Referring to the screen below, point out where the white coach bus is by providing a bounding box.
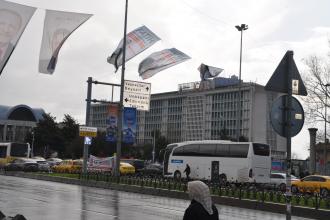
[163,140,271,183]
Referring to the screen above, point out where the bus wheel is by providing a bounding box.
[279,183,286,192]
[174,171,181,181]
[219,174,227,185]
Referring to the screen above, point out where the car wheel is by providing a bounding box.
[320,188,329,197]
[174,171,181,181]
[291,185,298,194]
[279,183,286,192]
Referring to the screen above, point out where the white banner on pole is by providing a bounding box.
[39,10,92,74]
[198,63,223,81]
[138,48,191,80]
[107,25,160,72]
[0,0,36,75]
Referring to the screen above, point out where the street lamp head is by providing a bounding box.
[235,24,248,31]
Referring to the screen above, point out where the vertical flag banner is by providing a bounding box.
[0,0,36,75]
[198,63,223,81]
[39,10,92,74]
[138,48,191,80]
[123,107,137,145]
[106,104,118,143]
[107,25,160,72]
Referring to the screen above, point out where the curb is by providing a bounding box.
[2,172,329,220]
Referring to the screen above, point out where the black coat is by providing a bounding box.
[183,200,219,220]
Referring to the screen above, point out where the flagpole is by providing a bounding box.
[115,0,128,177]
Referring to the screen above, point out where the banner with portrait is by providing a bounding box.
[122,107,137,145]
[0,0,36,75]
[107,25,160,72]
[105,104,119,143]
[138,48,191,80]
[39,10,92,74]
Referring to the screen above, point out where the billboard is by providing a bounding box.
[105,104,118,143]
[122,107,137,145]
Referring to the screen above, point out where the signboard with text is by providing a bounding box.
[79,126,97,137]
[123,80,151,111]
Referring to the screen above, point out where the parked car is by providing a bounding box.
[4,158,38,172]
[46,158,62,167]
[121,159,145,172]
[32,157,51,172]
[141,163,163,177]
[52,159,82,173]
[270,172,299,191]
[119,162,135,175]
[291,175,330,197]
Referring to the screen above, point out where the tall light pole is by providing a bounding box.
[115,0,129,177]
[235,24,248,141]
[31,130,35,158]
[324,83,330,174]
[152,130,156,163]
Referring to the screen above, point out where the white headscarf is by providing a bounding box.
[187,180,213,215]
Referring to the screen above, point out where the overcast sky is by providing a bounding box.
[1,0,330,159]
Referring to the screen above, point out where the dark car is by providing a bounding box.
[121,159,145,173]
[4,158,38,172]
[141,163,163,177]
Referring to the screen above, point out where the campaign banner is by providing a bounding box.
[105,104,119,143]
[88,155,114,172]
[39,10,92,74]
[107,25,160,72]
[122,107,137,144]
[0,0,36,75]
[198,63,223,81]
[138,48,191,80]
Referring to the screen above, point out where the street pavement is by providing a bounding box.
[0,175,312,220]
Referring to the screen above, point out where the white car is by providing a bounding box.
[270,172,299,191]
[32,156,51,172]
[46,158,63,167]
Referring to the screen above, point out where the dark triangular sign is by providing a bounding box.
[265,50,307,96]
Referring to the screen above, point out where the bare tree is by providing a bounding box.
[302,41,330,141]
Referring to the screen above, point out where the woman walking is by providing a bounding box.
[183,180,219,220]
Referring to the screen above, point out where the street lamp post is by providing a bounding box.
[324,83,330,174]
[152,131,156,163]
[235,24,248,141]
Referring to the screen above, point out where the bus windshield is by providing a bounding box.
[253,143,270,156]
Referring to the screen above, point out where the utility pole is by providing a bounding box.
[83,77,93,174]
[115,0,129,177]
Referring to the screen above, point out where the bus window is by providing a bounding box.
[253,143,270,156]
[10,143,29,157]
[183,144,200,156]
[199,144,216,156]
[229,144,249,158]
[0,146,7,158]
[215,144,229,157]
[173,146,185,156]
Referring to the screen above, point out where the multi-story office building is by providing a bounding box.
[0,104,45,142]
[89,76,286,158]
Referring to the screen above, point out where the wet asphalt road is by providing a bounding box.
[0,175,312,220]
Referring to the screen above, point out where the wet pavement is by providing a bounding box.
[0,175,311,220]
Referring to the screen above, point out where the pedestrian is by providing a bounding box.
[183,180,219,220]
[184,164,191,180]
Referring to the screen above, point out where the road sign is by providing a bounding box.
[79,126,97,137]
[265,51,307,96]
[123,80,151,111]
[270,95,305,137]
[84,136,92,145]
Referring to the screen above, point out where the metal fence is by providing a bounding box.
[79,172,330,210]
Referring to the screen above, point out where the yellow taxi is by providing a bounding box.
[120,162,135,175]
[291,175,330,196]
[52,159,82,174]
